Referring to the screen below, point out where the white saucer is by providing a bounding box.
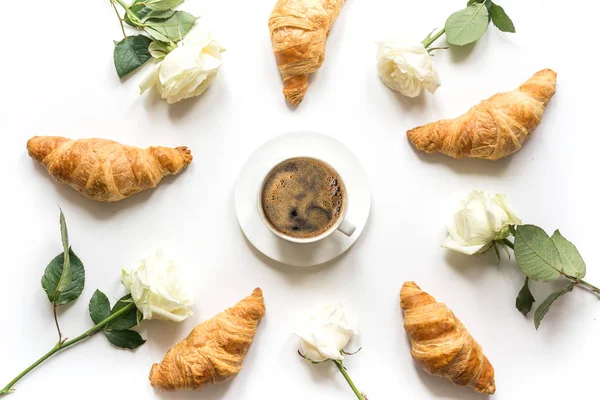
[235,131,371,267]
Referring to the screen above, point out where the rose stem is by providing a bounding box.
[422,28,446,49]
[572,279,600,295]
[503,238,515,249]
[0,302,136,396]
[332,360,366,400]
[110,0,135,39]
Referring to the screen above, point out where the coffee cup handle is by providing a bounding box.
[337,218,356,237]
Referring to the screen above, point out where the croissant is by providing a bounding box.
[407,69,557,160]
[27,136,192,202]
[400,282,496,395]
[150,288,266,391]
[269,0,344,105]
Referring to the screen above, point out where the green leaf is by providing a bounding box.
[124,0,150,27]
[89,290,111,325]
[145,0,184,11]
[104,330,146,349]
[144,28,169,43]
[56,210,72,292]
[107,295,140,330]
[550,230,586,279]
[125,0,183,24]
[445,3,490,46]
[113,35,152,78]
[534,283,575,329]
[515,277,535,316]
[142,9,177,22]
[144,11,198,43]
[467,0,492,11]
[490,3,516,33]
[41,249,85,306]
[514,225,562,282]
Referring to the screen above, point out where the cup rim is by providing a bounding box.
[257,156,349,244]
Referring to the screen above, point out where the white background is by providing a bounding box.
[0,0,598,399]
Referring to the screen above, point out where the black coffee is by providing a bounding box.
[260,157,345,239]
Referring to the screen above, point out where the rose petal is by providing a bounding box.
[442,235,487,255]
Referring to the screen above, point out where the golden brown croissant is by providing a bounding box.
[407,69,557,160]
[27,136,192,202]
[400,282,496,395]
[269,0,344,105]
[149,288,266,391]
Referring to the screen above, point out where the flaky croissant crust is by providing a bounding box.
[27,136,192,202]
[149,288,266,391]
[269,0,344,105]
[407,69,557,160]
[400,282,496,394]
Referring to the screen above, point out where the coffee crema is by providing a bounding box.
[260,157,346,239]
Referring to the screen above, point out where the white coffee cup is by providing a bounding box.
[257,157,356,244]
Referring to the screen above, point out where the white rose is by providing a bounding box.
[294,304,358,362]
[443,190,522,255]
[140,27,223,104]
[121,250,194,322]
[376,41,441,98]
